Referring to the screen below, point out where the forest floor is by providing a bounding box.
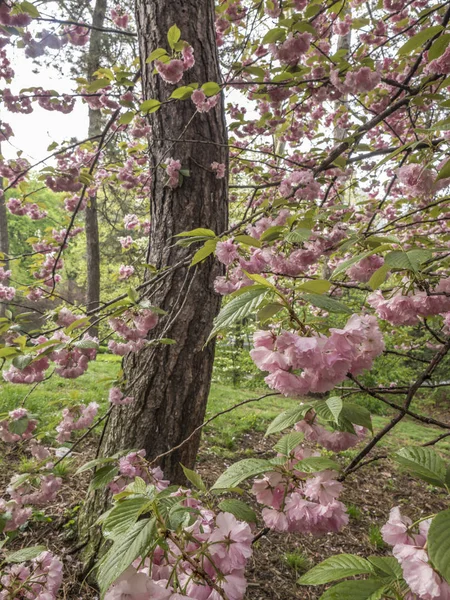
[0,357,449,599]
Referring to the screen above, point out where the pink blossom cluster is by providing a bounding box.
[397,164,435,197]
[216,239,239,266]
[0,498,31,532]
[109,387,134,406]
[191,89,219,113]
[24,30,67,58]
[0,551,63,600]
[426,45,450,75]
[124,213,140,230]
[8,473,62,507]
[279,170,321,201]
[270,33,311,66]
[0,266,11,281]
[211,161,226,179]
[166,158,182,188]
[119,264,135,279]
[111,5,129,29]
[381,507,450,599]
[0,2,32,27]
[155,45,195,84]
[56,307,79,327]
[250,314,385,396]
[295,410,367,452]
[64,25,90,46]
[55,402,99,442]
[368,280,450,326]
[3,355,49,384]
[6,197,47,219]
[0,408,37,443]
[331,67,381,95]
[347,254,385,283]
[119,235,134,249]
[50,333,98,378]
[252,455,348,535]
[0,282,15,300]
[108,450,169,494]
[108,308,158,356]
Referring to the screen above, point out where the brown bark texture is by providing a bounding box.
[79,0,228,564]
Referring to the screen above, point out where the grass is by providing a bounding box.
[1,356,449,461]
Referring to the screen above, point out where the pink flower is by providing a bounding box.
[109,387,134,406]
[381,507,415,546]
[261,507,289,531]
[209,512,253,571]
[119,264,135,279]
[105,566,172,600]
[393,545,450,600]
[211,162,226,178]
[156,59,185,84]
[192,89,219,112]
[166,158,181,188]
[216,239,238,266]
[303,470,343,504]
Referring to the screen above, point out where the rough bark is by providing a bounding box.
[79,0,228,565]
[84,0,106,332]
[0,165,9,318]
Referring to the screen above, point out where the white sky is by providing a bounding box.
[3,47,89,164]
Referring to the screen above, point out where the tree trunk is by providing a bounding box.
[79,0,228,565]
[0,165,9,318]
[84,0,106,333]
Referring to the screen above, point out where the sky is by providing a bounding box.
[3,47,89,164]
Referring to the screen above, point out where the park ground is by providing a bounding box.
[0,356,448,599]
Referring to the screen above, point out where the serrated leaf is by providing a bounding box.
[398,25,443,55]
[436,157,450,182]
[170,86,195,100]
[201,82,220,97]
[12,355,33,370]
[284,228,312,245]
[262,27,286,44]
[303,293,352,314]
[260,225,285,242]
[103,497,151,540]
[265,404,312,436]
[140,99,161,114]
[367,556,402,580]
[429,33,450,61]
[394,447,447,487]
[273,431,304,456]
[341,403,373,433]
[428,509,450,584]
[218,499,257,523]
[384,249,431,272]
[257,302,284,322]
[181,464,207,492]
[191,240,217,266]
[176,228,216,238]
[97,518,156,594]
[74,339,99,350]
[5,545,46,563]
[319,579,387,600]
[295,456,342,473]
[299,554,374,585]
[297,279,331,294]
[211,459,273,490]
[146,48,168,63]
[9,416,29,435]
[167,24,181,49]
[368,264,390,290]
[326,396,343,425]
[210,286,267,337]
[234,234,261,248]
[90,465,118,491]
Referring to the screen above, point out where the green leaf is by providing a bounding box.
[191,240,217,266]
[5,545,47,563]
[295,456,342,473]
[428,509,450,584]
[297,279,331,294]
[262,27,286,44]
[398,25,443,55]
[368,264,390,290]
[9,417,29,435]
[181,465,207,492]
[18,1,40,17]
[299,554,374,585]
[326,396,343,425]
[218,499,257,523]
[332,250,381,277]
[176,228,216,238]
[210,286,268,337]
[86,78,110,93]
[429,33,450,61]
[273,431,304,456]
[74,339,99,350]
[394,447,447,487]
[367,556,402,580]
[436,157,450,182]
[260,225,285,242]
[76,456,118,475]
[234,234,261,248]
[146,48,168,63]
[167,24,181,49]
[103,497,152,540]
[201,82,220,97]
[0,347,19,358]
[97,518,156,595]
[170,86,195,100]
[319,579,387,600]
[284,227,312,243]
[118,111,135,125]
[140,99,161,114]
[211,459,273,490]
[341,403,373,433]
[384,249,431,272]
[265,404,312,436]
[303,293,352,314]
[90,465,118,490]
[12,355,32,370]
[257,302,284,322]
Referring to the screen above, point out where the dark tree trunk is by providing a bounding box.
[79,0,228,565]
[84,0,106,332]
[0,169,9,318]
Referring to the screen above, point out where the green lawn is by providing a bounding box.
[1,357,448,459]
